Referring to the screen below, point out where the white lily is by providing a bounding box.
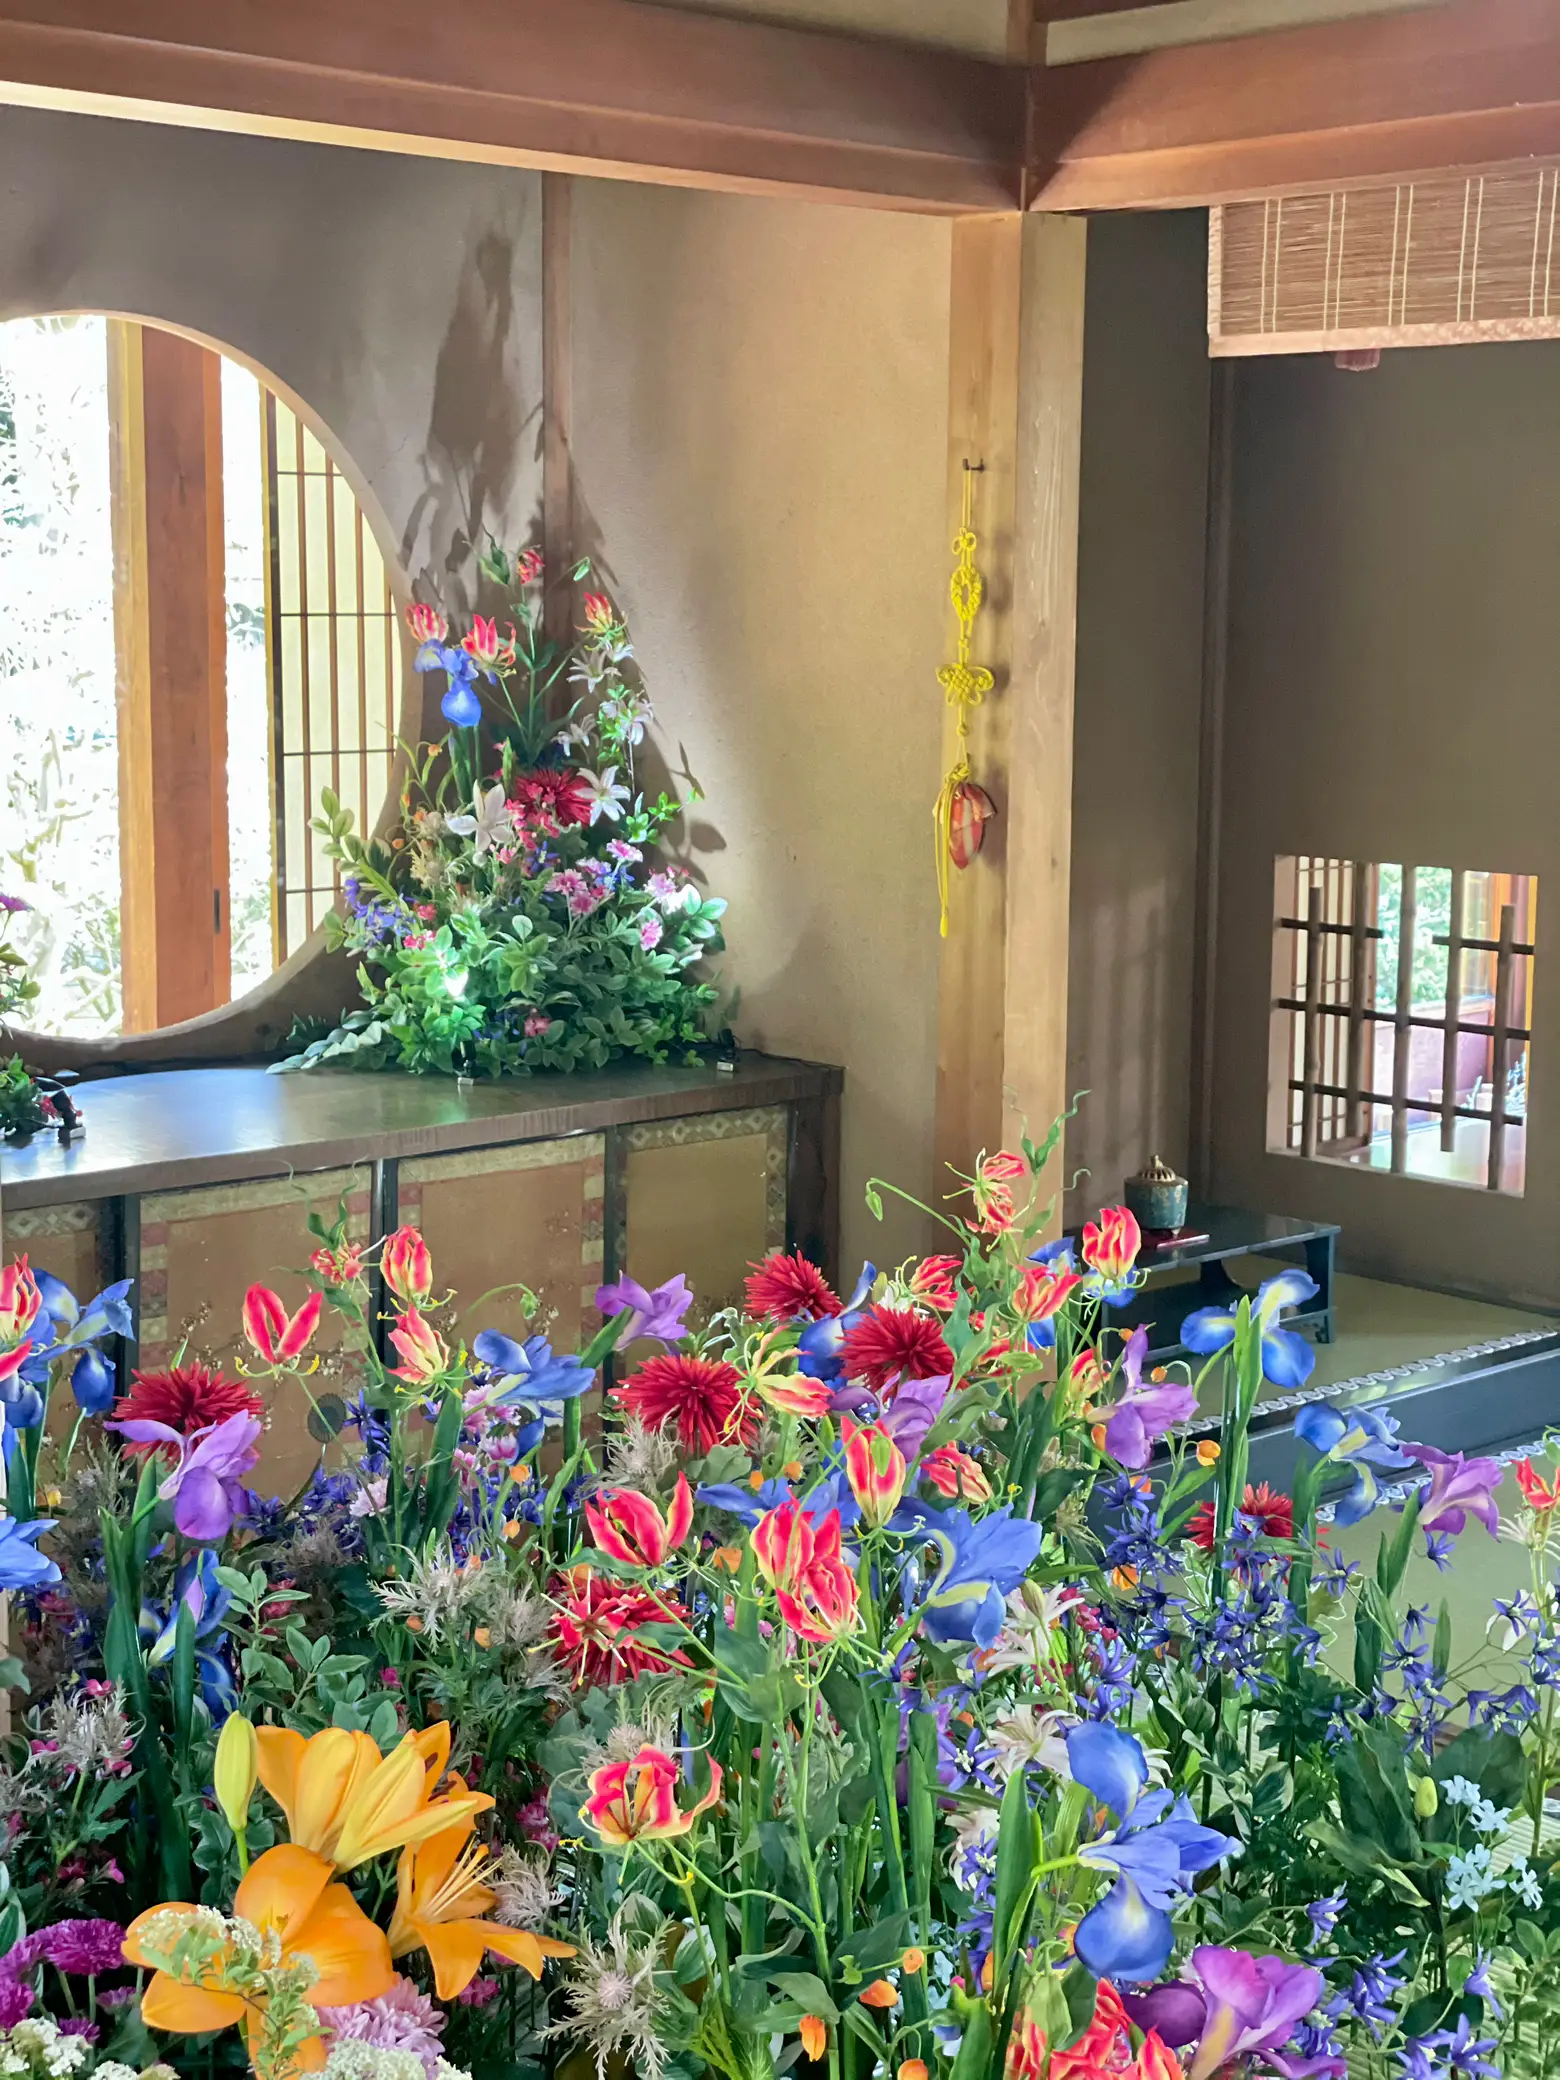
[444,782,514,860]
[578,765,632,825]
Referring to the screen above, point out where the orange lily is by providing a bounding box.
[255,1723,492,1872]
[389,1777,573,1998]
[124,1843,392,2076]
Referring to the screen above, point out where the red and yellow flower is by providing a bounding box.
[1011,1263,1084,1326]
[843,1418,907,1527]
[585,1474,694,1568]
[751,1501,859,1644]
[919,1444,993,1505]
[461,614,516,669]
[581,1744,723,1848]
[380,1226,433,1306]
[1081,1206,1142,1296]
[907,1255,962,1314]
[388,1308,451,1384]
[0,1257,41,1344]
[1516,1457,1560,1513]
[405,602,448,646]
[242,1286,323,1371]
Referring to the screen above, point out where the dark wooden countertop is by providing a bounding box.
[0,1054,842,1209]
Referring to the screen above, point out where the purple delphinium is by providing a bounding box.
[1304,1889,1347,1945]
[1326,1949,1407,2041]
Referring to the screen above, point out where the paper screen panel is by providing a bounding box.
[397,1137,605,1357]
[1211,170,1560,356]
[620,1109,789,1331]
[4,1201,105,1312]
[138,1169,372,1492]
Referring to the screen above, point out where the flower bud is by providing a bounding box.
[1414,1775,1439,1819]
[213,1712,258,1837]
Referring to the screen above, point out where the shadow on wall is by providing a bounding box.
[401,222,541,611]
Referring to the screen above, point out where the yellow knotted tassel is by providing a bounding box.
[934,464,994,937]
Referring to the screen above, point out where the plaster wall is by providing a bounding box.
[1064,212,1211,1224]
[0,106,546,611]
[1211,344,1560,1309]
[568,179,950,1271]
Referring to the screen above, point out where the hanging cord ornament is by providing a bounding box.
[933,461,996,936]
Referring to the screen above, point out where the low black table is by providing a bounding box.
[1071,1202,1340,1362]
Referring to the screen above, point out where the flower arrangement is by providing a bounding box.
[0,1129,1555,2080]
[279,554,727,1078]
[0,895,52,1142]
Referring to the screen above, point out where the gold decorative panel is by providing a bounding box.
[620,1107,789,1328]
[138,1168,372,1494]
[2,1200,104,1307]
[397,1135,605,1356]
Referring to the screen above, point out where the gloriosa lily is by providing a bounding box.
[585,1474,694,1567]
[581,1745,723,1848]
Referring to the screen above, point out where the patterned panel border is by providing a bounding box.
[399,1135,606,1325]
[138,1167,372,1368]
[3,1200,100,1245]
[612,1105,789,1272]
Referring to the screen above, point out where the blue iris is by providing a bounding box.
[1181,1267,1319,1389]
[0,1516,60,1592]
[916,1505,1045,1649]
[472,1330,594,1415]
[795,1261,877,1383]
[17,1274,134,1386]
[415,639,484,728]
[1069,1723,1237,1983]
[141,1550,237,1716]
[70,1347,116,1414]
[1293,1402,1415,1526]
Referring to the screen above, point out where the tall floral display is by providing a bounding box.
[0,1130,1553,2079]
[282,553,727,1077]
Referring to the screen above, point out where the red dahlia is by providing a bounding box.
[112,1363,266,1454]
[549,1566,692,1688]
[744,1250,841,1324]
[1186,1482,1294,1551]
[612,1353,754,1456]
[841,1306,954,1391]
[511,770,593,830]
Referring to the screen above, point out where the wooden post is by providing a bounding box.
[1439,867,1466,1154]
[1488,900,1516,1191]
[109,321,230,1031]
[934,212,1088,1205]
[1390,864,1417,1173]
[1300,883,1323,1158]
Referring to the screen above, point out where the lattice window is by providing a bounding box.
[1270,856,1537,1195]
[263,394,403,961]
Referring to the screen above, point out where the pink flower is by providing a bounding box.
[458,1977,500,2008]
[321,1976,448,2080]
[0,1979,32,2029]
[607,840,642,863]
[524,1012,552,1037]
[461,614,516,669]
[546,868,605,918]
[389,1308,450,1384]
[515,547,544,585]
[0,1257,42,1344]
[381,1226,433,1306]
[639,913,664,951]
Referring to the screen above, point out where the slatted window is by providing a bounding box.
[1212,170,1560,359]
[1271,856,1537,1195]
[263,395,402,960]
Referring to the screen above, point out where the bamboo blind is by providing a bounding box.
[262,395,401,961]
[1211,169,1560,357]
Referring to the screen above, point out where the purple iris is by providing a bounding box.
[0,1516,61,1591]
[1182,1268,1319,1389]
[1125,1947,1324,2080]
[1293,1402,1415,1525]
[1403,1443,1502,1539]
[1102,1326,1198,1469]
[108,1411,261,1543]
[1069,1725,1237,1984]
[879,1372,948,1459]
[595,1274,692,1346]
[917,1505,1045,1649]
[142,1549,238,1716]
[470,1331,594,1413]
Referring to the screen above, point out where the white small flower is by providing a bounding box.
[577,766,631,825]
[444,782,514,861]
[1471,1798,1511,1836]
[1447,1844,1500,1910]
[1507,1856,1544,1910]
[1443,1775,1482,1808]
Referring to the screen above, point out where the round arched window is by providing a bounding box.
[0,313,406,1038]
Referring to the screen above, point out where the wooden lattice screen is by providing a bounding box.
[1271,856,1536,1193]
[1211,169,1560,358]
[263,394,404,961]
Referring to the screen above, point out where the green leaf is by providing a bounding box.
[991,1763,1036,1974]
[0,1656,29,1694]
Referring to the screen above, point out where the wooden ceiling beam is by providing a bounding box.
[0,0,1026,214]
[1031,0,1560,210]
